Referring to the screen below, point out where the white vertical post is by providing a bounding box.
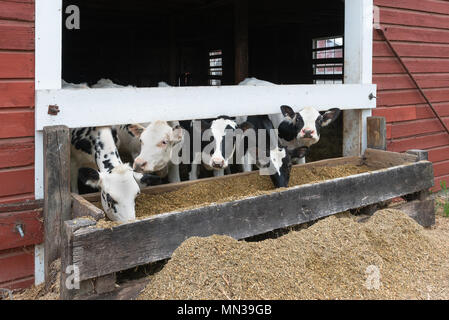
[34,0,63,285]
[343,0,374,156]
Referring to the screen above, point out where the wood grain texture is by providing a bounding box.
[0,110,34,138]
[69,157,433,281]
[0,24,34,50]
[0,0,34,22]
[0,167,34,197]
[0,53,34,79]
[0,247,34,283]
[367,117,387,150]
[72,193,105,221]
[373,74,449,90]
[374,58,449,74]
[375,0,449,16]
[0,138,34,169]
[43,126,71,285]
[373,41,449,58]
[0,81,34,107]
[60,218,97,300]
[373,103,449,122]
[373,25,449,44]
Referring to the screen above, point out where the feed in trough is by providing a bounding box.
[134,164,372,218]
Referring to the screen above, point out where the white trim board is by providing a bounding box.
[36,84,376,129]
[35,0,62,286]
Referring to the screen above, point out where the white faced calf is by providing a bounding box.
[128,121,184,173]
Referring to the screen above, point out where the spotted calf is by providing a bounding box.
[277,105,341,163]
[70,126,160,221]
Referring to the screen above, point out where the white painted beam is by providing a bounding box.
[35,0,62,286]
[343,0,375,157]
[36,84,376,129]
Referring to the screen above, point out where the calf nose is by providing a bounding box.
[212,158,225,168]
[133,159,147,172]
[302,129,315,138]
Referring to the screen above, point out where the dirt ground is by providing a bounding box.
[6,198,449,301]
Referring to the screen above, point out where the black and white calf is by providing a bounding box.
[277,105,341,163]
[179,116,247,180]
[236,115,308,188]
[70,126,160,221]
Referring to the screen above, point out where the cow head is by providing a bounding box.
[278,105,341,147]
[132,121,183,173]
[199,117,246,170]
[79,164,140,222]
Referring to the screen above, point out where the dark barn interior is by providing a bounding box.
[62,0,344,161]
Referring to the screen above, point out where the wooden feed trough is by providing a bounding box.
[56,148,434,300]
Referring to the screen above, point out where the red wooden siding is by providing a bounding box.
[0,0,37,290]
[0,209,43,251]
[372,0,449,191]
[0,247,34,285]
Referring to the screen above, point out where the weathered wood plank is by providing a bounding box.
[60,218,97,300]
[43,125,71,286]
[393,199,435,228]
[71,161,434,281]
[72,193,105,221]
[363,148,418,168]
[0,199,43,213]
[406,149,429,161]
[83,277,149,300]
[367,117,387,150]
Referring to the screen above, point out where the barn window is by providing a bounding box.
[312,37,344,84]
[209,50,223,86]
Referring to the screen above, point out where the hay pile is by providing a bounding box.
[138,209,449,300]
[135,164,372,218]
[11,259,60,300]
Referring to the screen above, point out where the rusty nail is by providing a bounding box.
[48,105,60,115]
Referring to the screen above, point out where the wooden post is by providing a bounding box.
[60,218,96,300]
[169,16,177,86]
[43,125,71,286]
[367,116,387,150]
[234,0,249,84]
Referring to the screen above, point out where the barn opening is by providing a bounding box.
[61,0,344,161]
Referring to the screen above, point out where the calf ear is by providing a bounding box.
[237,121,254,132]
[320,108,341,127]
[280,105,296,121]
[78,167,101,189]
[134,172,162,187]
[128,124,145,138]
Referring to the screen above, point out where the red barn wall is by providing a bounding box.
[0,0,42,290]
[372,0,449,190]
